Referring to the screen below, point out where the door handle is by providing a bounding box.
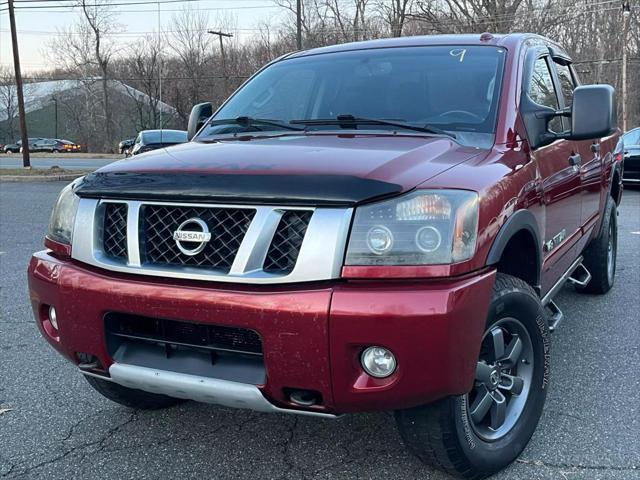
[569,153,582,167]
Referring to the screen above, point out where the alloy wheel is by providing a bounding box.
[467,317,534,441]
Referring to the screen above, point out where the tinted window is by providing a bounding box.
[142,130,187,144]
[555,63,575,107]
[202,46,507,148]
[529,57,562,132]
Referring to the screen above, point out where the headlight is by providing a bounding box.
[345,190,479,266]
[47,181,80,245]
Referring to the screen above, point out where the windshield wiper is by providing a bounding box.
[291,115,456,139]
[208,116,304,132]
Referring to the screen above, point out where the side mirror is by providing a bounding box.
[187,102,213,141]
[567,85,617,140]
[521,84,617,149]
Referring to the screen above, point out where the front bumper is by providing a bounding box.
[28,251,495,415]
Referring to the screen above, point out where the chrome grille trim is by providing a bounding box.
[72,199,353,284]
[141,204,256,271]
[102,203,128,260]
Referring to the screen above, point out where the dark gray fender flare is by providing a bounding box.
[485,209,543,288]
[608,160,623,204]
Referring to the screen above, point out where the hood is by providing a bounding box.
[76,134,484,206]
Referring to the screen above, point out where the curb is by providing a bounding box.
[0,174,85,183]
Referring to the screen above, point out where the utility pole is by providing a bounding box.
[208,30,233,95]
[621,0,630,132]
[296,0,302,50]
[158,1,163,140]
[7,0,30,168]
[52,97,58,139]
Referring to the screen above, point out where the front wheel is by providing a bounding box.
[395,273,550,479]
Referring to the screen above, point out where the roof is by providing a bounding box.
[284,33,569,61]
[0,79,176,122]
[140,129,186,134]
[289,33,524,58]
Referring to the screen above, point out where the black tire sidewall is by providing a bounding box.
[450,282,550,474]
[579,198,617,294]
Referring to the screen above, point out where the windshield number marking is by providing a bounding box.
[450,49,467,63]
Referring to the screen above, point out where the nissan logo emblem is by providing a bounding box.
[173,218,212,256]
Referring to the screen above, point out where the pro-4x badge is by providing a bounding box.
[544,229,566,252]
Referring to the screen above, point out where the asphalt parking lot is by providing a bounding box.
[1,182,639,480]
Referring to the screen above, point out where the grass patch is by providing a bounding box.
[0,167,89,176]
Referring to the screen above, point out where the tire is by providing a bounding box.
[84,375,184,410]
[395,273,551,479]
[576,196,617,294]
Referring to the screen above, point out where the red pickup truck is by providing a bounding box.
[28,33,622,478]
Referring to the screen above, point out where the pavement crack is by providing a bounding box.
[278,417,304,480]
[2,410,138,478]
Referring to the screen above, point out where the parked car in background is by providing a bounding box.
[119,138,135,156]
[16,138,46,153]
[622,127,640,184]
[4,141,21,153]
[17,138,81,153]
[54,139,82,153]
[130,129,188,156]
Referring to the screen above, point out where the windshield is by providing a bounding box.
[199,45,506,148]
[142,130,187,144]
[623,128,640,147]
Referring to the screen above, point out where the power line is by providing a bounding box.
[4,0,200,9]
[0,0,274,12]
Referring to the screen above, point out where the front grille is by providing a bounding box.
[264,211,313,274]
[91,200,333,283]
[141,205,255,272]
[105,313,263,356]
[103,203,128,260]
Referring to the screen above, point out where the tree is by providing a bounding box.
[167,6,213,122]
[378,0,413,37]
[48,0,119,151]
[0,67,19,143]
[115,35,164,130]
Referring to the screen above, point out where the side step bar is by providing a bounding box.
[546,299,563,332]
[567,263,592,287]
[541,256,591,332]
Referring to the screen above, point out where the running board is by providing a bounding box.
[546,299,563,332]
[540,256,591,333]
[567,263,592,287]
[541,256,585,306]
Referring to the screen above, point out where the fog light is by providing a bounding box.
[49,306,58,331]
[361,346,397,378]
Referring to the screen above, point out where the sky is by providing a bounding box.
[0,0,286,74]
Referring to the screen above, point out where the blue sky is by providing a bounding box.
[0,0,285,73]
